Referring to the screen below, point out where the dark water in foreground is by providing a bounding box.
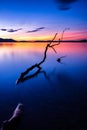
[0,42,87,130]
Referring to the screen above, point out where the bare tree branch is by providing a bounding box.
[61,28,70,40]
[38,33,58,65]
[16,28,69,84]
[16,64,42,84]
[16,33,59,84]
[50,46,57,53]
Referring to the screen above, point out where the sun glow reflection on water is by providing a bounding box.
[0,42,87,129]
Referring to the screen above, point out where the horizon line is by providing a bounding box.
[0,37,87,42]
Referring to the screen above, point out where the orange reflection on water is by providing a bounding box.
[0,42,47,60]
[0,42,87,60]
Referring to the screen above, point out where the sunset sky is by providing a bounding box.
[0,0,87,41]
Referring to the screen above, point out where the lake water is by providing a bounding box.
[0,42,87,130]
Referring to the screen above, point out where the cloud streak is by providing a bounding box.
[55,0,78,10]
[7,28,22,32]
[1,29,7,31]
[0,27,45,33]
[27,27,45,33]
[0,28,22,32]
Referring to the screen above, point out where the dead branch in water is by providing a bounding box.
[38,33,58,65]
[16,29,69,84]
[16,33,59,84]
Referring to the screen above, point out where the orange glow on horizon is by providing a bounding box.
[16,35,53,41]
[0,30,87,41]
[16,30,87,41]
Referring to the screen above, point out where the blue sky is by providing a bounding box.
[0,0,87,40]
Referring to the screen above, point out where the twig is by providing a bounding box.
[61,28,70,41]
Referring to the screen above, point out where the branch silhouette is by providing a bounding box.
[16,33,59,84]
[16,29,69,84]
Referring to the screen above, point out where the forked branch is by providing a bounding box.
[16,28,69,84]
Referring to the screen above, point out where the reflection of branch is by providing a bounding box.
[39,70,50,81]
[0,103,23,130]
[16,28,69,84]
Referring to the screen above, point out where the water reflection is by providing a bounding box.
[0,42,87,130]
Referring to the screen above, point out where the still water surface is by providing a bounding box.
[0,42,87,129]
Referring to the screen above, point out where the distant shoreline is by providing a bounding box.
[0,38,87,43]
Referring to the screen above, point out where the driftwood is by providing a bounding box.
[0,103,23,130]
[16,28,69,84]
[16,33,59,84]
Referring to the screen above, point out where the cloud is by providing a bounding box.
[7,28,22,32]
[55,0,78,10]
[1,29,7,31]
[0,28,22,32]
[27,27,45,33]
